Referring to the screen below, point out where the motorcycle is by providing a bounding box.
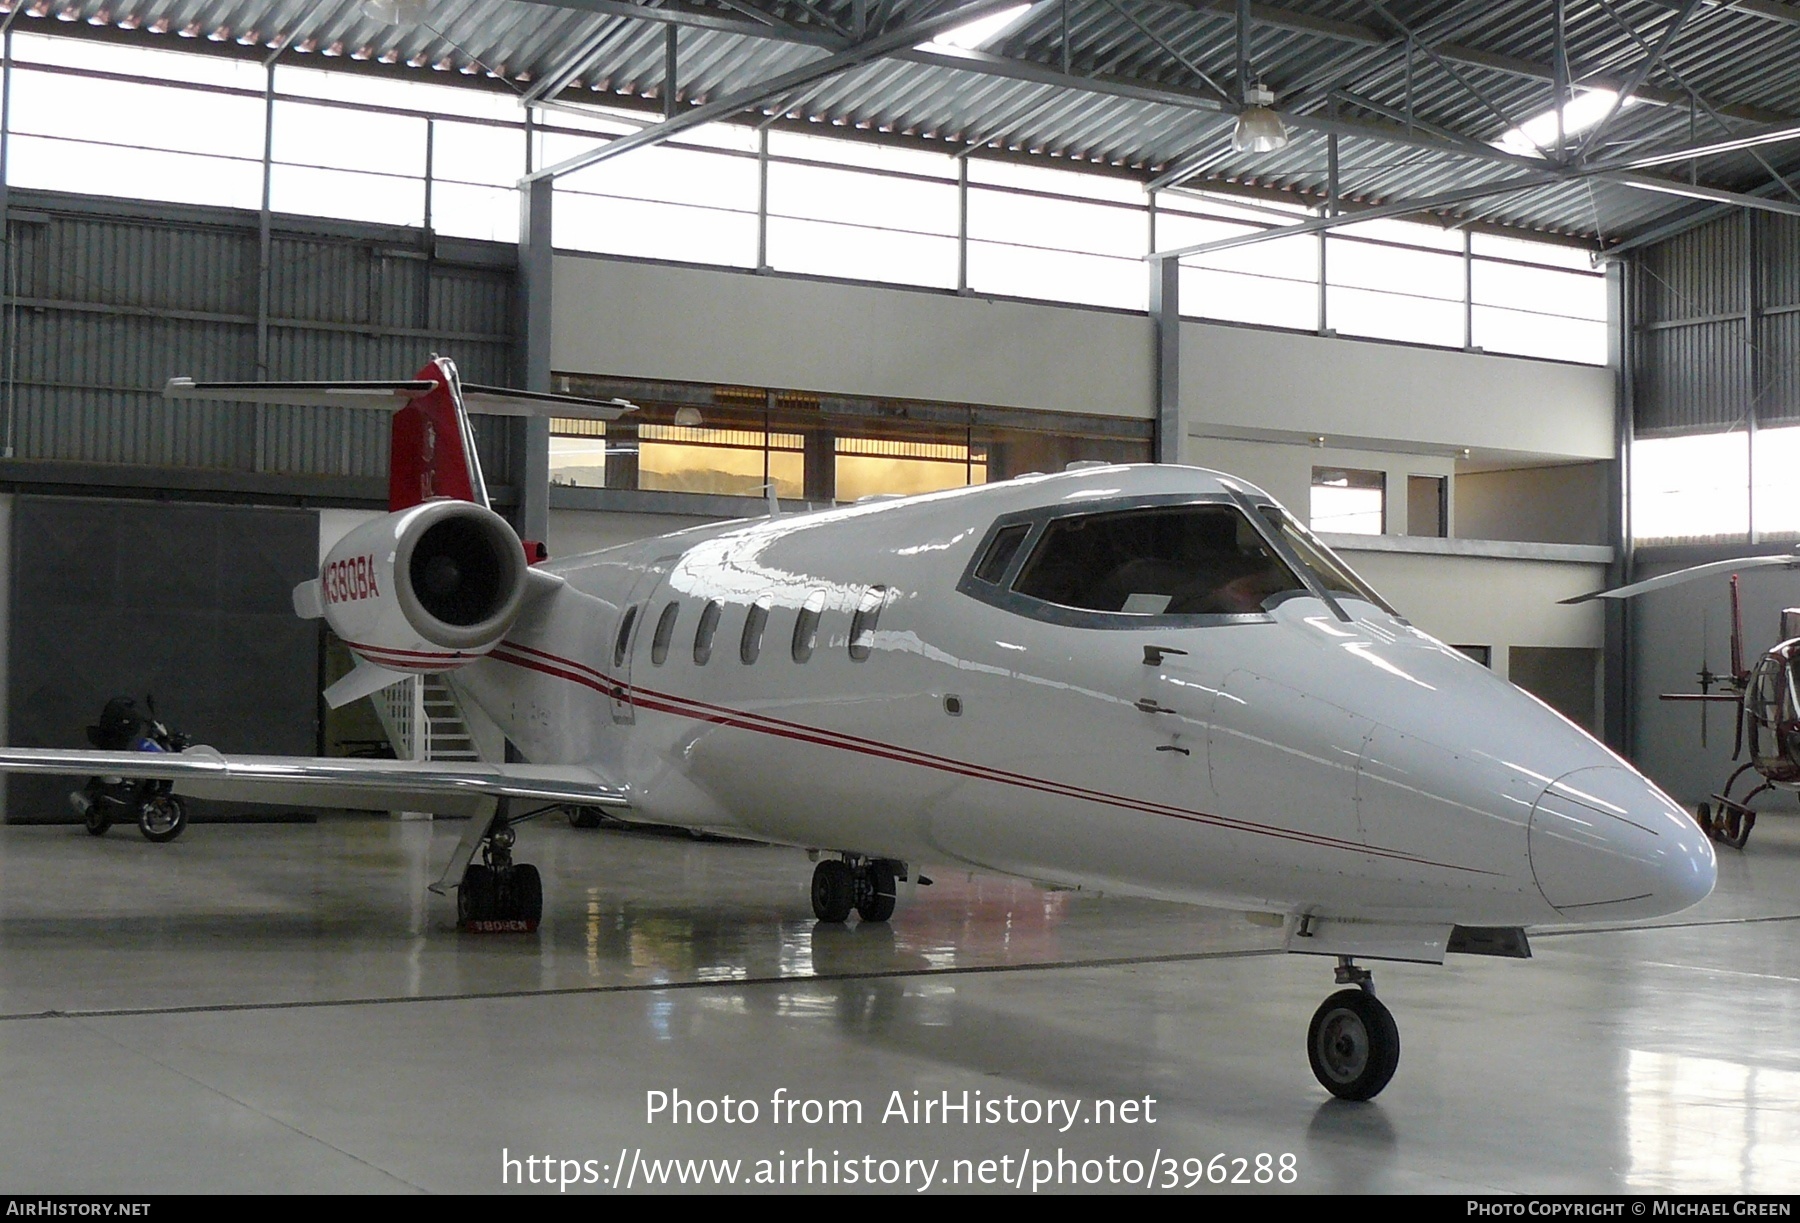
[68,695,190,843]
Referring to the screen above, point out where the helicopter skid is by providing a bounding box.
[1697,794,1758,849]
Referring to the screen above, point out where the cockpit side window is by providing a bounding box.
[1011,505,1307,617]
[1257,506,1395,614]
[973,524,1032,584]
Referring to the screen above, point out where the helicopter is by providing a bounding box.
[1567,552,1800,848]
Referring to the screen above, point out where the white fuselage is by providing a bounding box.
[449,465,1716,929]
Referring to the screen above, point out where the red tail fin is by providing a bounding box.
[388,357,488,511]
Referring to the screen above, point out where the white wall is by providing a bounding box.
[555,255,1616,471]
[553,255,1153,420]
[1339,548,1609,680]
[1178,323,1615,462]
[1186,436,1456,535]
[1455,463,1611,546]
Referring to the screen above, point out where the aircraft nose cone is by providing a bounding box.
[1528,766,1716,920]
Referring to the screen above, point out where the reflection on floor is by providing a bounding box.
[0,811,1796,1193]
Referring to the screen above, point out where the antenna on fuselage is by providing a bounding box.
[751,481,781,519]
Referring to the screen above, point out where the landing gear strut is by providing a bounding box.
[810,856,902,923]
[458,809,543,931]
[1307,958,1400,1101]
[1696,763,1764,848]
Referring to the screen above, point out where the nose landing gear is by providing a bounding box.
[810,856,903,923]
[1307,958,1400,1101]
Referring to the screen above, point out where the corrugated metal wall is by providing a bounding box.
[1635,211,1800,435]
[0,190,516,483]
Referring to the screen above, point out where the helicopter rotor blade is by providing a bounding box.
[1560,553,1800,604]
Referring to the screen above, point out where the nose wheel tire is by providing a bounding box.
[1307,988,1400,1101]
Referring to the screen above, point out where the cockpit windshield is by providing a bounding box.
[1256,505,1396,615]
[1011,504,1309,616]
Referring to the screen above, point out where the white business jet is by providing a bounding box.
[0,358,1716,1100]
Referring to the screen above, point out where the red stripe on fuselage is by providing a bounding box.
[484,642,1496,876]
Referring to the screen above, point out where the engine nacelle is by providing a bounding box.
[299,499,529,673]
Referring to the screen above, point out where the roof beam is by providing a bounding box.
[1152,170,1576,260]
[515,0,1792,124]
[1602,178,1789,253]
[1151,129,1800,262]
[522,0,1029,183]
[1574,0,1701,163]
[1641,0,1800,26]
[901,42,1800,222]
[1098,0,1232,104]
[517,0,838,44]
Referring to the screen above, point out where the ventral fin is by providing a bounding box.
[323,661,411,709]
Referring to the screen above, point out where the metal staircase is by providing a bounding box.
[373,674,481,764]
[419,674,481,762]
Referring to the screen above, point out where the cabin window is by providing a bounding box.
[792,592,826,663]
[612,604,639,668]
[849,586,888,661]
[1012,505,1306,616]
[741,600,770,664]
[650,602,680,665]
[694,601,722,665]
[974,523,1031,584]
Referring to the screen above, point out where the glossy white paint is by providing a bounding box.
[440,463,1715,943]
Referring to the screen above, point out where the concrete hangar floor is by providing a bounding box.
[0,809,1795,1195]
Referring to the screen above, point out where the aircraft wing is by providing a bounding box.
[0,746,629,819]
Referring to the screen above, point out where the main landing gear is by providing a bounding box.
[810,856,906,923]
[458,809,543,932]
[1307,958,1400,1101]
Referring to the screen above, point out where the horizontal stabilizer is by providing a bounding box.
[165,377,634,421]
[1561,553,1800,604]
[323,661,411,709]
[462,385,636,421]
[165,378,432,407]
[0,745,629,818]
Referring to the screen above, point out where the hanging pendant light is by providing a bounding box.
[1232,83,1289,154]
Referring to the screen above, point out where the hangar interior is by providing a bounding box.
[0,0,1797,1194]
